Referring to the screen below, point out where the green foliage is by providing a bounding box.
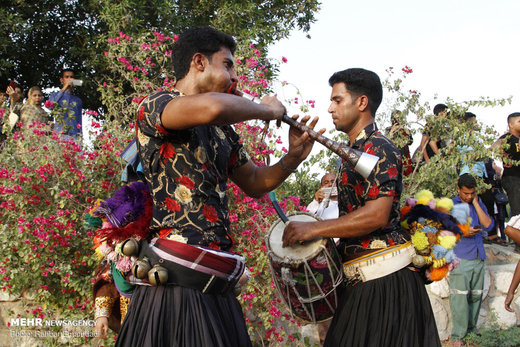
[0,0,320,113]
[380,67,513,199]
[465,313,520,347]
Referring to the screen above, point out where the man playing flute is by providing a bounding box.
[114,26,320,346]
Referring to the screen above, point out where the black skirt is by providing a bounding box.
[324,268,441,347]
[115,285,252,347]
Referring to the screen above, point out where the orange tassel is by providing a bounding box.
[458,224,470,237]
[400,206,412,220]
[430,264,449,281]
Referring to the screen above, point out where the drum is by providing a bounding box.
[265,212,343,323]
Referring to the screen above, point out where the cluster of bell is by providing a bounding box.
[121,238,169,286]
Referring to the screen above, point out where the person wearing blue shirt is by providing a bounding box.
[449,173,494,345]
[49,69,82,137]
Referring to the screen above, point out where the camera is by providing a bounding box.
[321,187,338,197]
[71,79,83,87]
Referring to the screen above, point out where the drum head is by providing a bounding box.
[267,212,325,265]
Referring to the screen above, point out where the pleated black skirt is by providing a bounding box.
[324,268,441,347]
[115,285,252,347]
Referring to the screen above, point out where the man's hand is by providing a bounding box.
[282,221,317,248]
[61,79,73,92]
[466,226,482,237]
[259,95,286,122]
[94,316,109,338]
[315,188,326,203]
[284,115,324,165]
[505,292,515,312]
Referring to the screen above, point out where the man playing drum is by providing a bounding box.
[282,68,441,346]
[114,26,320,347]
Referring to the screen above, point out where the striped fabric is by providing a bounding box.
[149,237,245,284]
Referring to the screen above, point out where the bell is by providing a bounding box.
[148,264,168,286]
[418,247,431,256]
[132,257,151,279]
[121,238,139,257]
[412,254,426,268]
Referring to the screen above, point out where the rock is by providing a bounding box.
[487,296,516,328]
[495,271,514,294]
[0,291,19,302]
[483,269,490,300]
[427,278,450,298]
[477,306,488,329]
[428,294,451,341]
[301,323,320,346]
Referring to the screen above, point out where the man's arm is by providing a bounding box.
[282,196,394,247]
[230,115,321,198]
[429,139,440,155]
[161,93,285,130]
[505,260,520,312]
[419,134,431,162]
[473,197,493,230]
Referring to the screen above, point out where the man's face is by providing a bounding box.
[60,71,75,87]
[201,47,238,93]
[321,174,336,188]
[509,116,520,135]
[457,185,475,204]
[328,83,360,133]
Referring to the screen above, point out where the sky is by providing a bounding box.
[267,0,520,152]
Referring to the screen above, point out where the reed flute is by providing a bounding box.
[240,92,379,179]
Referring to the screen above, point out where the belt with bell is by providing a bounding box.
[132,240,238,295]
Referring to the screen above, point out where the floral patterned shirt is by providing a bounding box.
[136,89,250,251]
[337,123,409,260]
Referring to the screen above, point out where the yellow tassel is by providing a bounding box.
[432,258,447,268]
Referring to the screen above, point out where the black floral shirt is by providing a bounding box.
[337,123,409,260]
[136,89,250,251]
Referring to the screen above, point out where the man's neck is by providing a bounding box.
[348,118,374,144]
[510,130,520,138]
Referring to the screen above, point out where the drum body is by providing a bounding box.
[266,213,343,323]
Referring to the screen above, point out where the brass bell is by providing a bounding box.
[412,254,426,268]
[132,257,151,279]
[148,264,168,286]
[121,238,140,257]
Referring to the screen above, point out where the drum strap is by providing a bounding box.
[342,241,415,283]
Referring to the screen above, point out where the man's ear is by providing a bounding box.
[192,53,206,72]
[357,95,369,112]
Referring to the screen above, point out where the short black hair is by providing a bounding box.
[328,68,383,117]
[433,104,448,116]
[458,173,476,189]
[507,112,520,124]
[462,112,476,121]
[61,69,74,78]
[172,26,236,80]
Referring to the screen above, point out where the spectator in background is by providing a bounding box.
[493,113,520,217]
[20,86,52,129]
[420,103,449,163]
[6,81,23,128]
[386,110,413,176]
[449,174,494,345]
[49,69,82,137]
[306,173,338,218]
